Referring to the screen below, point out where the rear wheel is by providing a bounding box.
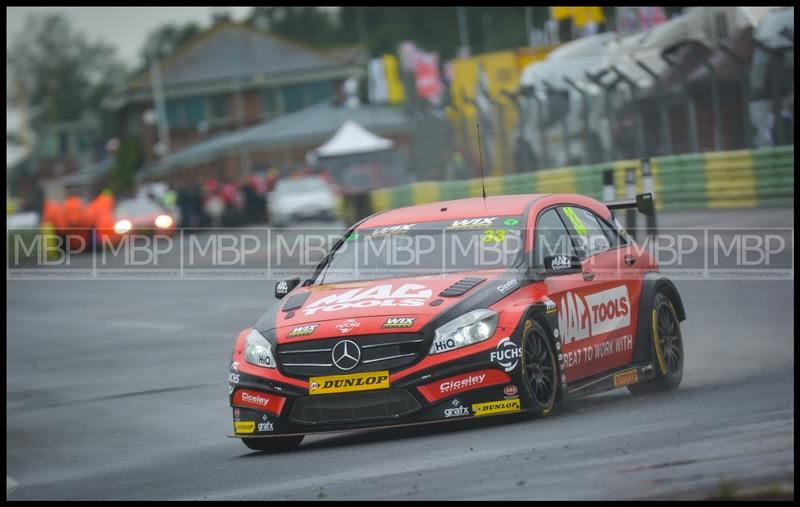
[628,292,684,395]
[521,319,559,417]
[242,435,304,453]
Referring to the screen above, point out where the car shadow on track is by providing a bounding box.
[235,376,759,457]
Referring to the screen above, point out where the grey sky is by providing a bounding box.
[7,6,253,66]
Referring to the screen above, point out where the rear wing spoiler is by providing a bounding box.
[604,193,654,216]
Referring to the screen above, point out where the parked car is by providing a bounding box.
[268,175,337,227]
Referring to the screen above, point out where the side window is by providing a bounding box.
[534,209,576,267]
[597,215,625,248]
[558,206,611,259]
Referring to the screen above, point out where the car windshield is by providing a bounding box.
[315,216,526,284]
[275,177,328,194]
[116,198,165,217]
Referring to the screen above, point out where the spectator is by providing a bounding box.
[204,179,225,229]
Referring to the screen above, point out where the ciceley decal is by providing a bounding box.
[558,286,630,344]
[302,284,433,316]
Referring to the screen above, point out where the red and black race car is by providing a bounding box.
[228,192,686,452]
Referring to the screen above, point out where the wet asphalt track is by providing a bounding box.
[6,209,794,500]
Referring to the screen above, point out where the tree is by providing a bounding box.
[248,7,339,47]
[109,135,141,196]
[6,13,127,124]
[137,21,202,72]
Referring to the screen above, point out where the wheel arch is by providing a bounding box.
[516,301,567,401]
[631,273,687,364]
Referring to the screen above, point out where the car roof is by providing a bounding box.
[360,194,549,228]
[360,193,611,229]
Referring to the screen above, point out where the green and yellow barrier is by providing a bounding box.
[370,145,794,213]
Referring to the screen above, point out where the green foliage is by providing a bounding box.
[248,7,552,60]
[136,21,203,74]
[7,13,127,124]
[110,136,142,196]
[249,7,339,47]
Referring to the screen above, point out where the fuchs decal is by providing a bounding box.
[302,284,433,316]
[558,286,630,344]
[490,337,522,372]
[448,217,497,229]
[287,324,319,337]
[382,317,416,329]
[503,385,518,396]
[336,319,360,334]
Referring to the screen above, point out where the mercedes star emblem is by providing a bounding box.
[332,339,361,371]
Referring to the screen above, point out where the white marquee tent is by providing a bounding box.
[312,120,394,159]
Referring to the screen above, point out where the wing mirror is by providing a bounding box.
[527,254,583,281]
[275,276,301,299]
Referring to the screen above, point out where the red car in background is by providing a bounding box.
[228,192,686,452]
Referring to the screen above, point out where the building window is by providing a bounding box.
[166,96,207,129]
[208,94,229,121]
[280,81,336,113]
[260,88,280,118]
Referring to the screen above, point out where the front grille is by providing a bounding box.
[277,333,426,377]
[289,389,421,425]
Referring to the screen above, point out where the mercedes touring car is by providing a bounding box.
[228,192,686,451]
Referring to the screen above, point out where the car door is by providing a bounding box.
[531,207,599,383]
[554,205,643,379]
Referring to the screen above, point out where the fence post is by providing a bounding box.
[625,167,637,241]
[640,158,657,238]
[698,54,722,151]
[719,43,751,149]
[602,169,615,202]
[662,51,699,153]
[634,57,672,155]
[585,70,616,162]
[564,76,591,165]
[611,65,645,159]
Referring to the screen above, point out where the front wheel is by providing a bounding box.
[242,435,304,453]
[628,292,684,395]
[521,319,559,418]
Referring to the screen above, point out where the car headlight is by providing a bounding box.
[154,214,173,229]
[113,219,132,234]
[430,309,499,354]
[243,328,277,368]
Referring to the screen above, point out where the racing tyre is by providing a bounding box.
[242,435,304,453]
[628,292,684,395]
[521,319,559,418]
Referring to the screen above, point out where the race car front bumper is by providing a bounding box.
[229,345,529,438]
